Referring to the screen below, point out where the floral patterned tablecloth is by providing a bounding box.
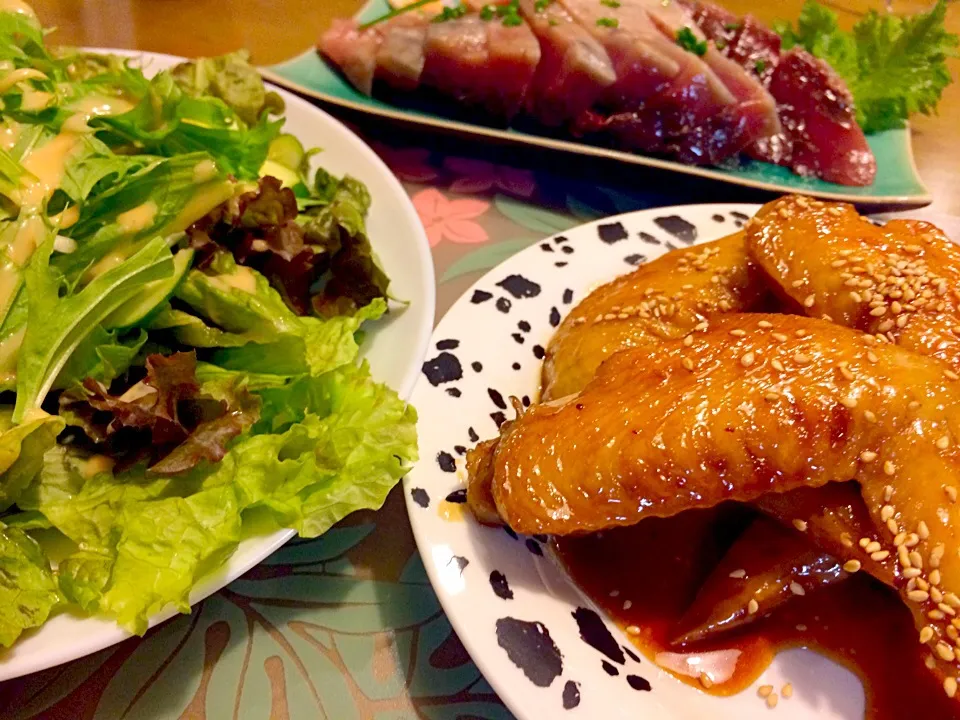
[2,116,959,720]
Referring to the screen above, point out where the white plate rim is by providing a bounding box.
[0,48,435,682]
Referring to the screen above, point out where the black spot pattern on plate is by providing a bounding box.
[512,362,521,370]
[518,320,531,332]
[436,339,459,350]
[471,361,483,372]
[437,452,456,473]
[712,214,725,222]
[488,388,507,409]
[525,538,544,556]
[498,275,541,299]
[471,290,493,304]
[411,488,430,508]
[504,526,519,540]
[492,411,508,428]
[490,570,514,600]
[533,344,546,359]
[563,289,574,304]
[563,680,581,710]
[454,445,466,455]
[734,220,744,228]
[540,243,554,252]
[449,555,469,576]
[561,245,574,255]
[639,232,659,245]
[627,675,652,691]
[549,307,561,327]
[555,261,568,268]
[496,297,512,313]
[554,235,569,244]
[446,488,467,504]
[445,388,461,398]
[597,222,628,244]
[624,254,646,267]
[512,333,525,344]
[572,607,625,664]
[422,352,463,386]
[522,395,531,407]
[622,645,641,663]
[730,211,750,221]
[468,427,479,442]
[602,660,619,676]
[495,618,563,688]
[654,215,697,244]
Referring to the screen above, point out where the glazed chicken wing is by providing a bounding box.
[469,312,960,682]
[542,231,769,399]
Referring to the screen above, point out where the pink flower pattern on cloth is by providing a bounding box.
[413,188,490,247]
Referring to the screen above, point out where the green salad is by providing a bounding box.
[0,4,417,646]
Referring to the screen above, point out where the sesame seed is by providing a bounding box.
[937,435,951,450]
[772,333,788,343]
[767,694,779,709]
[844,559,862,572]
[867,352,879,363]
[926,654,937,670]
[793,353,811,365]
[729,329,746,337]
[741,352,756,368]
[946,678,958,699]
[695,322,709,331]
[884,461,896,476]
[699,673,713,689]
[758,685,773,698]
[895,533,908,546]
[910,590,931,603]
[729,569,747,579]
[791,280,804,289]
[945,593,960,609]
[683,335,693,347]
[627,625,640,635]
[904,568,923,579]
[870,306,887,317]
[797,624,808,632]
[941,603,957,617]
[905,533,921,548]
[947,486,958,503]
[840,365,855,381]
[623,600,633,610]
[682,358,694,371]
[748,599,759,615]
[758,320,773,329]
[865,540,882,553]
[947,370,959,381]
[884,485,894,501]
[920,627,935,643]
[938,643,957,662]
[793,519,808,532]
[849,291,862,303]
[795,329,808,338]
[842,532,854,548]
[832,259,848,268]
[932,609,948,621]
[771,359,785,372]
[910,551,924,568]
[933,587,945,603]
[860,451,878,463]
[887,518,899,534]
[841,396,857,409]
[918,521,930,540]
[931,543,946,569]
[859,537,872,549]
[881,505,895,521]
[764,392,780,401]
[803,294,816,308]
[782,683,793,699]
[871,550,891,561]
[790,582,805,596]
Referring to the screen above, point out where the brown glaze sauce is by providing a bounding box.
[554,507,958,719]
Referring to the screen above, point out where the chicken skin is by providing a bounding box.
[541,231,769,399]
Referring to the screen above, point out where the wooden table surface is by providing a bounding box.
[31,0,960,212]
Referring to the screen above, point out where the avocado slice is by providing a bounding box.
[103,248,194,329]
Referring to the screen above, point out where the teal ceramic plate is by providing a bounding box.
[262,0,931,210]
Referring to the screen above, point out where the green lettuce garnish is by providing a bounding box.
[0,521,60,647]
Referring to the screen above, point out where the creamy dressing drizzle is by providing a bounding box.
[0,67,46,94]
[209,264,258,294]
[116,201,158,233]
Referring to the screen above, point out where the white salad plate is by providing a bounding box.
[404,203,868,719]
[0,50,435,682]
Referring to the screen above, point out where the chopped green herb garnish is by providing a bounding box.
[534,0,552,11]
[503,13,522,26]
[480,4,495,20]
[754,59,766,73]
[675,27,708,56]
[548,18,559,26]
[600,0,621,7]
[596,17,619,28]
[358,0,435,30]
[432,2,468,23]
[724,22,740,31]
[716,38,727,50]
